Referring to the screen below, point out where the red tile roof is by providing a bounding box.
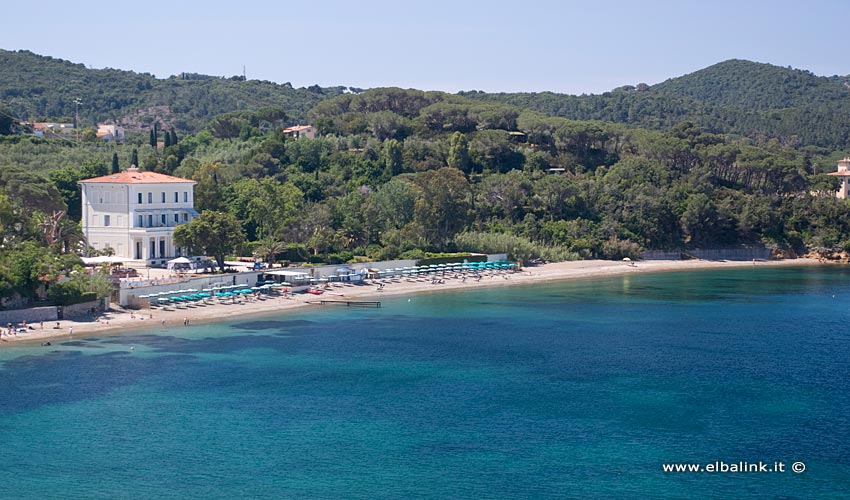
[80,167,195,184]
[284,125,314,132]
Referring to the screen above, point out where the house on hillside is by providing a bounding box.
[828,157,850,199]
[96,124,125,143]
[79,165,198,268]
[32,122,74,137]
[283,125,316,139]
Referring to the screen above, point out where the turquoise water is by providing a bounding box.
[1,266,849,499]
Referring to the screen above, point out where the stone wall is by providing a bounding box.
[643,247,771,261]
[61,299,107,320]
[0,298,109,325]
[0,306,59,325]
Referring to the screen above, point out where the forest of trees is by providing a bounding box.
[465,60,850,151]
[0,49,346,134]
[1,52,850,308]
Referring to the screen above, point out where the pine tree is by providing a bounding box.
[111,153,120,174]
[448,131,471,173]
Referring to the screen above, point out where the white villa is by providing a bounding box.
[282,125,316,139]
[829,158,850,199]
[96,124,125,143]
[79,166,198,267]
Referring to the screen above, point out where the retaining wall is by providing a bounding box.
[0,306,59,325]
[643,247,771,261]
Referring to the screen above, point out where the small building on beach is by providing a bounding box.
[262,270,313,290]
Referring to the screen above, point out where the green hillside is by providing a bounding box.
[466,60,850,150]
[653,59,850,109]
[0,49,343,133]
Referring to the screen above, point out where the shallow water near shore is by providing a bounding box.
[1,266,849,499]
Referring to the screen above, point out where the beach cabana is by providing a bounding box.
[167,256,194,272]
[264,270,313,290]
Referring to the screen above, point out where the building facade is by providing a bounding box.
[829,158,850,199]
[96,124,126,143]
[282,125,316,139]
[79,166,198,267]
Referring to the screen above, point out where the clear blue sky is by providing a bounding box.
[2,0,848,94]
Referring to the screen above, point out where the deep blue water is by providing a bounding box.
[1,266,849,499]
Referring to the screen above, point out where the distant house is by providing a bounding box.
[96,124,125,143]
[828,158,850,199]
[508,131,527,143]
[283,125,316,139]
[32,122,74,137]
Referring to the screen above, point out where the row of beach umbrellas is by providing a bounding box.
[329,262,518,281]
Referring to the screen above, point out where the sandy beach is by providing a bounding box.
[0,258,822,346]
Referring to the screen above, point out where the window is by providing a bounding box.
[183,213,188,222]
[174,192,179,203]
[161,214,166,226]
[183,191,188,202]
[174,213,179,223]
[138,193,143,204]
[104,215,110,227]
[161,192,166,203]
[138,215,143,227]
[148,192,152,203]
[147,215,153,227]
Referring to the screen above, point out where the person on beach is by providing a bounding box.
[69,326,73,337]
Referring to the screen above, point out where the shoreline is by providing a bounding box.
[0,258,825,346]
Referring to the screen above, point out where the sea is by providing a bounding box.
[0,266,848,499]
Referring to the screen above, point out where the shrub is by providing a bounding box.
[453,231,576,263]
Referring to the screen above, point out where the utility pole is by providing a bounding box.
[73,97,82,143]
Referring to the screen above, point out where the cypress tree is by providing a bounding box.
[169,128,178,146]
[164,131,172,148]
[149,128,156,148]
[111,152,120,174]
[131,148,139,167]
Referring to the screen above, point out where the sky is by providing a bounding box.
[2,0,848,95]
